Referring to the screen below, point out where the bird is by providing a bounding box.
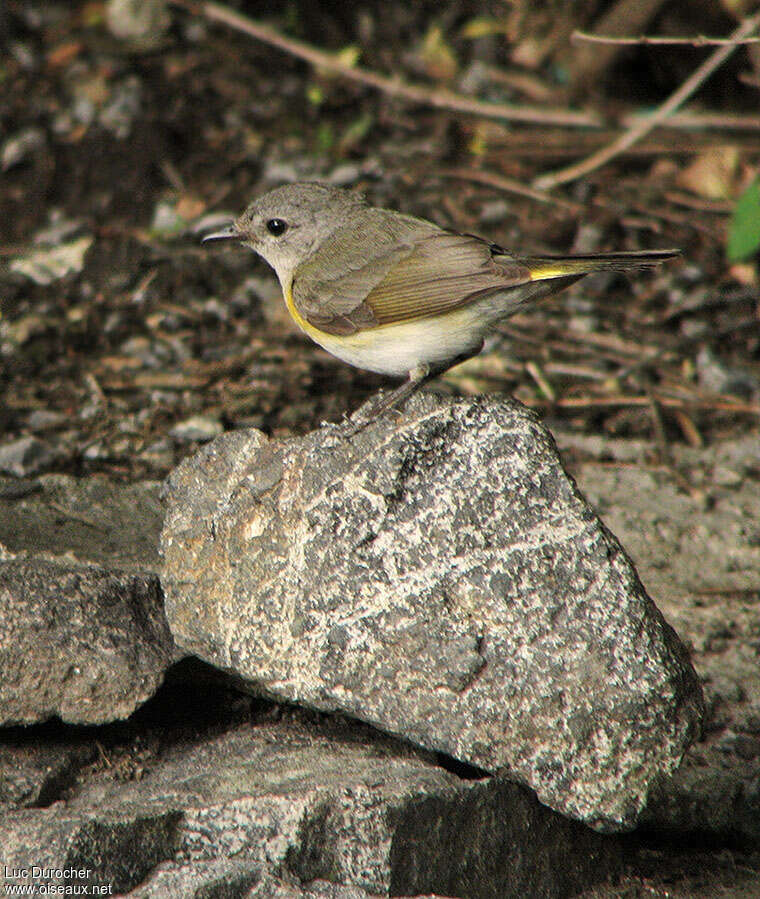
[204,182,679,418]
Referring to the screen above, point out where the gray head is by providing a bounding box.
[204,182,368,285]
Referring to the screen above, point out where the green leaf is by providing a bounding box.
[727,176,760,262]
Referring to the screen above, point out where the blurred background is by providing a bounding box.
[1,0,758,480]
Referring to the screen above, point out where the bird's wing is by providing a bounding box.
[292,212,531,336]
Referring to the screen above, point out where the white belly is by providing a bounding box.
[310,305,489,376]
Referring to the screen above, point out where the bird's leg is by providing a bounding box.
[343,343,484,434]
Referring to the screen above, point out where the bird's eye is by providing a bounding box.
[266,218,288,237]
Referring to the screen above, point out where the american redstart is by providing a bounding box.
[204,182,678,415]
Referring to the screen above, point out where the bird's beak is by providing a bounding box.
[201,225,240,244]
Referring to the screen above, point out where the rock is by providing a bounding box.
[641,762,760,845]
[128,860,264,898]
[248,876,450,898]
[0,557,173,725]
[0,474,164,569]
[566,446,760,845]
[0,719,621,897]
[161,393,703,831]
[0,739,96,810]
[0,436,55,477]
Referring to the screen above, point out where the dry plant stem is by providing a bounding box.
[523,395,760,414]
[645,386,674,465]
[645,386,699,496]
[535,10,760,191]
[570,0,667,88]
[172,0,760,134]
[573,31,760,46]
[438,168,582,211]
[169,0,599,128]
[644,111,760,130]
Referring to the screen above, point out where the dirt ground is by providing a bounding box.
[2,1,759,895]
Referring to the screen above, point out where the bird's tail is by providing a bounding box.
[516,249,680,282]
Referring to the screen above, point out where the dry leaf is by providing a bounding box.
[420,26,458,82]
[676,147,741,200]
[10,236,93,285]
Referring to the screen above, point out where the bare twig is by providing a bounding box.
[535,10,760,190]
[438,168,583,211]
[573,31,760,46]
[570,0,667,87]
[672,409,704,448]
[522,395,760,414]
[525,361,557,402]
[648,111,760,130]
[169,0,600,129]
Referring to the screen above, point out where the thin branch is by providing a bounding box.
[634,110,760,130]
[169,0,600,129]
[573,30,760,46]
[535,10,760,190]
[522,395,760,414]
[438,168,583,211]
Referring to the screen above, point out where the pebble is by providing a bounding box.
[712,465,743,488]
[170,416,224,443]
[140,438,175,471]
[478,200,510,226]
[0,436,56,477]
[696,347,759,399]
[26,410,67,432]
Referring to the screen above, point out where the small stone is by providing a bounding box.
[150,200,184,238]
[1,314,48,346]
[106,0,170,51]
[99,74,142,140]
[0,436,55,477]
[327,163,361,186]
[83,442,105,460]
[26,410,67,432]
[1,127,45,171]
[170,416,224,443]
[696,347,759,399]
[9,236,93,285]
[712,464,743,488]
[140,438,175,471]
[478,200,510,226]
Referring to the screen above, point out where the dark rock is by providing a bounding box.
[0,557,173,725]
[0,720,620,898]
[0,738,96,810]
[129,860,264,898]
[0,474,164,569]
[161,394,703,831]
[642,764,760,845]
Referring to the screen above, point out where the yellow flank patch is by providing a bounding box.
[284,283,324,339]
